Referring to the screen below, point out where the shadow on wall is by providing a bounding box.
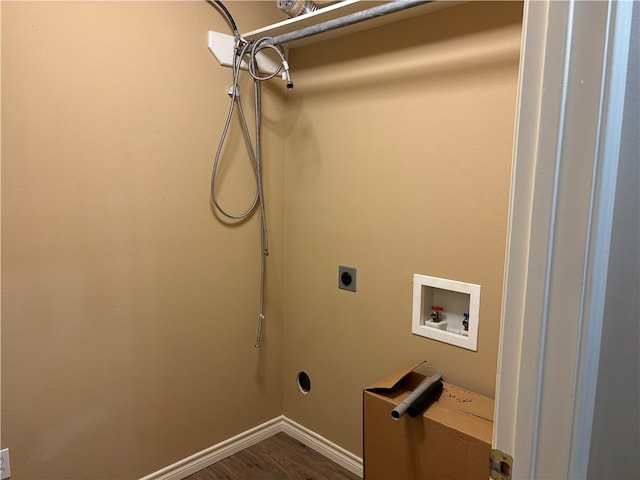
[287,1,523,93]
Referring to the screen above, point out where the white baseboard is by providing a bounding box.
[139,416,285,480]
[281,417,364,478]
[139,415,363,480]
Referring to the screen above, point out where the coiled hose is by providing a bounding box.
[209,1,292,348]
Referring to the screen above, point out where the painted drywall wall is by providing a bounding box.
[282,1,523,456]
[588,2,640,477]
[1,2,286,478]
[2,0,526,474]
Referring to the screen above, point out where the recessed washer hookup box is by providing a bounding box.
[363,362,494,480]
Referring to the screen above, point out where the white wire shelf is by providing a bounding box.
[243,0,465,48]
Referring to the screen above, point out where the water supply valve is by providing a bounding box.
[431,305,443,323]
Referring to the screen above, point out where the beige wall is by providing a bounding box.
[1,2,286,479]
[2,0,523,477]
[282,1,522,456]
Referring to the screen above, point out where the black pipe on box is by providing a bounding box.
[390,372,443,420]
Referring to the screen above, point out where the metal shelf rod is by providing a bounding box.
[263,0,434,47]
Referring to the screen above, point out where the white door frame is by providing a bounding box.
[493,0,634,478]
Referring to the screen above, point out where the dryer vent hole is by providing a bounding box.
[297,371,311,394]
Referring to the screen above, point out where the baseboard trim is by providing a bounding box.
[139,415,364,480]
[281,417,364,478]
[139,416,285,480]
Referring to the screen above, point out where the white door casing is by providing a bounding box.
[494,0,634,478]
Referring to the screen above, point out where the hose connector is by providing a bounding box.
[281,61,294,89]
[255,313,265,348]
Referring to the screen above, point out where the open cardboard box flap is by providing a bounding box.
[365,361,426,391]
[364,362,495,479]
[364,361,494,440]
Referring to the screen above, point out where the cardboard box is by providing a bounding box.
[363,363,494,480]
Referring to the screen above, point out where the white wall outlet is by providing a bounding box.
[0,448,11,479]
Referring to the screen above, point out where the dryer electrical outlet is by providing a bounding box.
[338,266,357,292]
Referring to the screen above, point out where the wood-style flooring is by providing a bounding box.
[184,432,361,480]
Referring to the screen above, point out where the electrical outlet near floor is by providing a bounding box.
[0,448,10,480]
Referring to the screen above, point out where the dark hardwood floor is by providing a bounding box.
[184,432,361,480]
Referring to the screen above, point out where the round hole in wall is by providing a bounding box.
[296,371,311,394]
